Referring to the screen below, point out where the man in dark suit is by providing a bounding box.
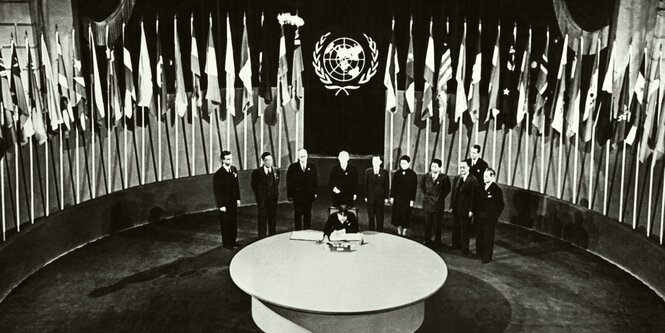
[329,150,358,207]
[251,152,280,238]
[286,148,318,230]
[363,154,389,231]
[450,159,479,254]
[475,168,504,263]
[466,144,489,183]
[323,205,359,239]
[420,158,451,247]
[213,151,241,249]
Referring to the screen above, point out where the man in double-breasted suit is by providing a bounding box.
[213,151,241,249]
[466,144,489,183]
[475,168,504,263]
[286,149,318,230]
[329,150,358,207]
[363,155,389,231]
[450,159,479,254]
[420,159,451,247]
[251,152,280,238]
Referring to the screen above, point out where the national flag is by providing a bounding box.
[582,38,600,142]
[26,38,46,144]
[612,48,631,144]
[0,53,15,154]
[486,23,501,123]
[122,23,135,119]
[173,15,188,117]
[454,21,467,123]
[257,13,272,118]
[88,26,105,120]
[10,38,35,143]
[155,15,167,117]
[108,47,122,124]
[421,20,435,121]
[277,24,289,111]
[532,27,550,133]
[596,41,616,145]
[467,21,481,123]
[205,14,221,108]
[436,19,452,124]
[56,30,74,127]
[516,26,532,125]
[405,19,415,115]
[384,19,399,113]
[551,34,568,134]
[639,50,660,162]
[137,20,153,108]
[499,24,518,128]
[72,28,87,130]
[239,14,254,115]
[565,36,582,138]
[40,33,63,131]
[190,14,203,109]
[225,14,236,117]
[289,27,304,113]
[625,50,646,146]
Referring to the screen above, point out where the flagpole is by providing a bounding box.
[634,145,640,231]
[525,113,529,188]
[121,24,128,189]
[408,17,413,159]
[589,129,595,209]
[89,30,96,199]
[141,106,145,185]
[13,106,18,231]
[492,117,496,168]
[158,17,164,181]
[72,28,80,202]
[192,81,197,176]
[210,109,214,172]
[540,126,545,192]
[25,35,34,222]
[105,27,112,193]
[603,143,609,215]
[619,141,626,221]
[1,155,4,240]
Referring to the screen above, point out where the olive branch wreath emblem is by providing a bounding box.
[312,32,379,96]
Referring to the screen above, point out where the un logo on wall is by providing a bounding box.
[312,33,379,96]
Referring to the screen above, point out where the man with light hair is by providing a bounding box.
[286,148,318,230]
[329,150,358,207]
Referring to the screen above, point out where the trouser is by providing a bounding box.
[293,200,313,230]
[476,217,497,261]
[219,205,238,248]
[453,214,472,252]
[424,211,444,244]
[258,200,277,237]
[366,200,385,232]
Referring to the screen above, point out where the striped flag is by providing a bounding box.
[137,20,153,108]
[551,34,568,134]
[405,19,415,115]
[56,30,73,127]
[565,36,582,138]
[277,24,289,110]
[40,34,63,131]
[225,14,236,117]
[625,50,646,146]
[582,38,600,143]
[191,14,202,109]
[290,27,304,113]
[468,21,481,123]
[436,24,452,124]
[486,23,501,123]
[421,20,435,121]
[122,24,135,119]
[205,15,221,109]
[638,51,660,162]
[454,21,467,123]
[384,20,399,113]
[532,27,549,133]
[173,15,188,117]
[516,27,532,125]
[239,15,254,115]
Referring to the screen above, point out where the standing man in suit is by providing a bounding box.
[363,154,389,231]
[390,155,417,237]
[287,148,318,230]
[475,168,504,263]
[213,151,241,250]
[466,144,489,183]
[450,160,479,254]
[251,152,280,238]
[420,159,451,247]
[329,150,358,207]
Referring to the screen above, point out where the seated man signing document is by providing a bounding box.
[323,205,359,241]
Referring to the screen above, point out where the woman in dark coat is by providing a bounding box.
[390,155,418,237]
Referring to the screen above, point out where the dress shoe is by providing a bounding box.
[481,259,491,264]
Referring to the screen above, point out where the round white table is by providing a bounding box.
[230,232,448,332]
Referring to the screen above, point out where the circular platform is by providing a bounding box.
[230,232,447,332]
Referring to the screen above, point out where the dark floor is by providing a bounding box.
[0,201,664,333]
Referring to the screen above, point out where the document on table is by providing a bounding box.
[290,230,324,241]
[329,232,363,242]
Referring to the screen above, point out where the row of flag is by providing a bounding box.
[383,18,665,164]
[0,12,305,158]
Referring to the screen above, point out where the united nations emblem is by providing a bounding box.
[312,33,379,95]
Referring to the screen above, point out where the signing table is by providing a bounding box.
[229,232,448,332]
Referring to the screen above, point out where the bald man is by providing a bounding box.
[287,149,318,230]
[329,151,358,207]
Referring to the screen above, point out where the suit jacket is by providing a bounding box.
[251,167,280,208]
[450,174,479,216]
[213,166,240,208]
[323,212,359,237]
[390,169,417,201]
[286,162,318,203]
[476,182,504,221]
[420,173,451,213]
[465,157,489,183]
[329,164,359,204]
[363,167,389,204]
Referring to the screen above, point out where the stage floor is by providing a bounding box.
[0,201,664,332]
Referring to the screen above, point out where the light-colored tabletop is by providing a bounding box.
[230,232,447,314]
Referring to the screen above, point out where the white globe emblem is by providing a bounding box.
[323,37,366,83]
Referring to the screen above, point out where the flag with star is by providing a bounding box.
[498,24,518,129]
